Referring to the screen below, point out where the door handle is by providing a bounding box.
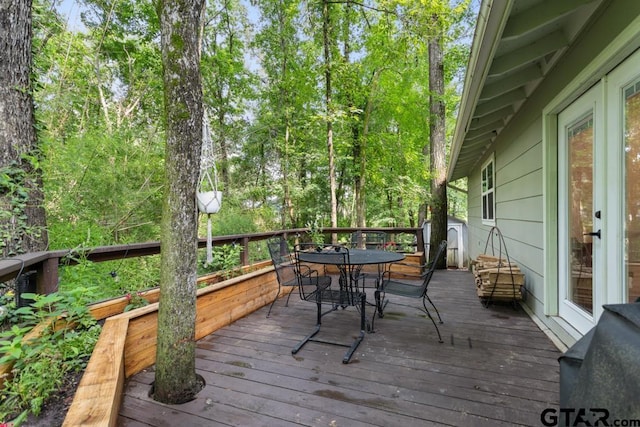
[584,230,601,239]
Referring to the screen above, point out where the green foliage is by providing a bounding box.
[0,292,19,327]
[29,0,473,287]
[58,253,161,303]
[31,0,474,253]
[42,128,164,249]
[123,292,150,312]
[199,244,243,279]
[205,205,259,236]
[305,215,325,245]
[0,161,44,256]
[0,290,101,420]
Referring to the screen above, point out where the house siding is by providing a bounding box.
[467,119,547,328]
[463,1,640,348]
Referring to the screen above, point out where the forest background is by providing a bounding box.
[0,0,478,420]
[7,0,474,301]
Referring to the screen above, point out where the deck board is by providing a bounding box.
[118,270,560,426]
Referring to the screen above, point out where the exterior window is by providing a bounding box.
[481,156,495,224]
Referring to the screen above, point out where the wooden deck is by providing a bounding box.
[118,270,561,426]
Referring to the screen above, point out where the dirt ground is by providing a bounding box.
[5,369,82,427]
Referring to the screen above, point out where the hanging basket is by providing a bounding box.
[197,110,222,215]
[199,110,222,266]
[197,190,223,214]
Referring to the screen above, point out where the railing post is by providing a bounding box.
[416,228,425,255]
[16,271,37,306]
[241,237,249,266]
[37,256,59,294]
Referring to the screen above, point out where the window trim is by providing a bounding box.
[481,154,496,225]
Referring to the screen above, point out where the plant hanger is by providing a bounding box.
[197,109,223,265]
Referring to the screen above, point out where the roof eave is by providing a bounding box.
[448,0,513,182]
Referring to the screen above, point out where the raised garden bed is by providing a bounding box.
[62,263,280,426]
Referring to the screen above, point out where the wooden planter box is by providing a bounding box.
[87,260,271,321]
[0,261,272,390]
[63,264,279,426]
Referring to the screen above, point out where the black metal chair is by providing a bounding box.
[351,230,387,250]
[374,240,447,342]
[266,238,331,318]
[350,231,390,291]
[292,246,367,363]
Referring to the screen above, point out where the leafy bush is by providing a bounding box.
[42,129,164,251]
[0,290,101,421]
[198,244,243,279]
[0,161,45,257]
[58,253,161,303]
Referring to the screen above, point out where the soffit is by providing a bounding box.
[448,0,603,182]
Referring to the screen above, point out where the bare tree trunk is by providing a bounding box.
[153,0,205,404]
[283,123,296,227]
[0,0,48,257]
[216,101,230,190]
[428,17,447,268]
[276,11,294,229]
[353,130,365,228]
[322,0,338,243]
[355,69,382,229]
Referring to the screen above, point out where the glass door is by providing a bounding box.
[617,65,640,303]
[625,82,640,303]
[558,83,603,334]
[556,49,640,334]
[567,115,595,313]
[605,49,640,306]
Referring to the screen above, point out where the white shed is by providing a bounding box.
[422,216,468,269]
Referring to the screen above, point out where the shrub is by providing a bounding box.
[0,290,101,421]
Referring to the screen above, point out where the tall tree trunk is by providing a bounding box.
[277,11,294,229]
[153,0,205,404]
[428,17,447,269]
[0,0,48,257]
[355,70,381,228]
[322,0,338,243]
[216,100,230,190]
[340,2,365,228]
[283,122,295,227]
[353,128,365,228]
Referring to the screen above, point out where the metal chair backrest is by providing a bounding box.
[295,245,361,305]
[419,240,447,297]
[267,238,297,287]
[351,231,386,250]
[291,245,366,363]
[267,238,289,264]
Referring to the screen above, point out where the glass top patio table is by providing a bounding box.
[297,248,406,334]
[297,248,405,265]
[298,248,405,289]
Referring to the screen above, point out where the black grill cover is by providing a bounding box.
[561,303,640,420]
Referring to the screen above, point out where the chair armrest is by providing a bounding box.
[382,270,424,282]
[384,260,432,278]
[391,259,434,269]
[297,263,323,279]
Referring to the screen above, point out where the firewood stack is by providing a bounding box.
[472,254,524,301]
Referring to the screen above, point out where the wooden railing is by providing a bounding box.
[0,227,423,295]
